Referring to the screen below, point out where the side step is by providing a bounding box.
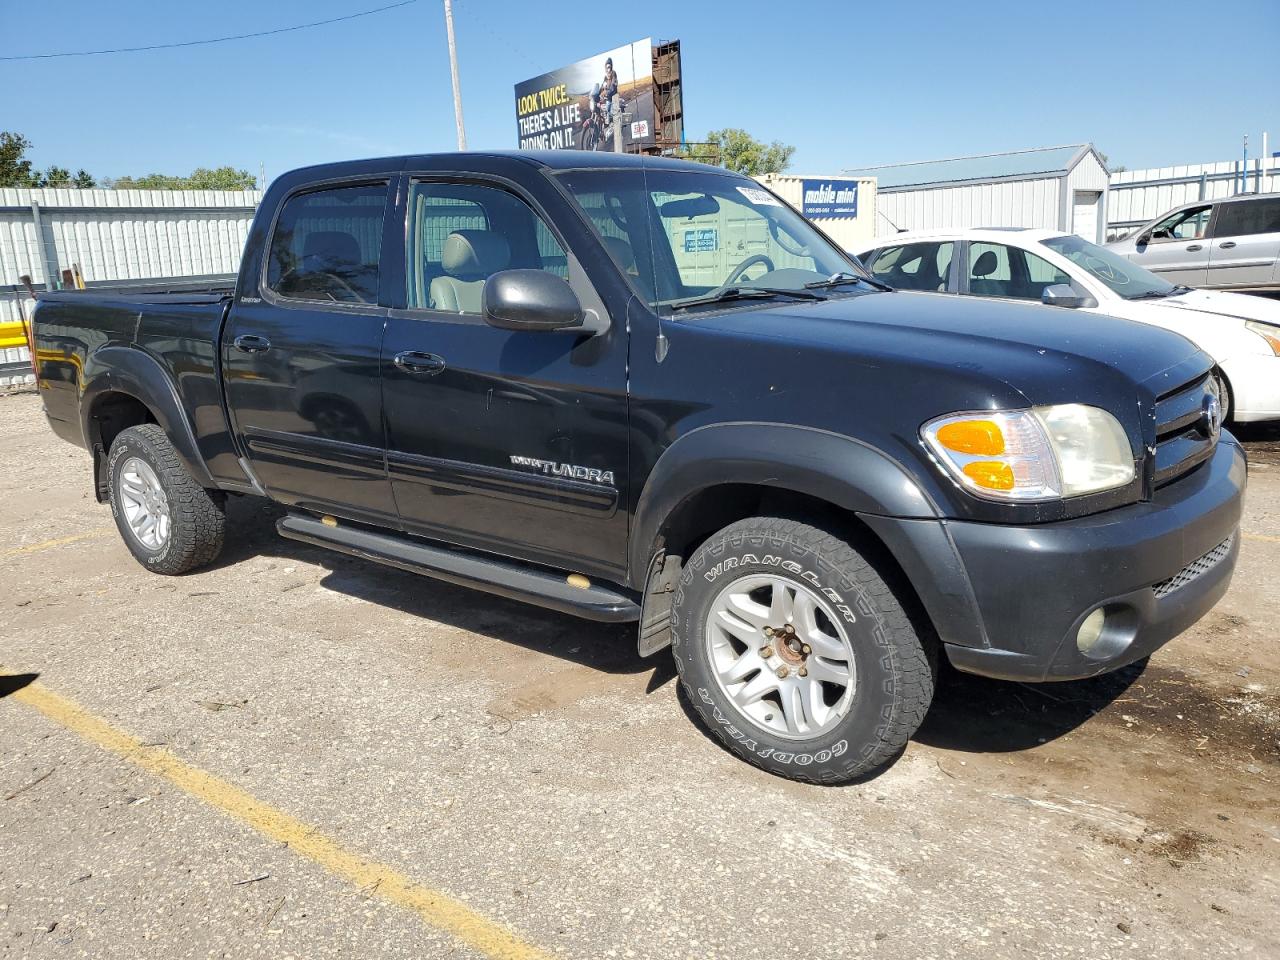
[277,513,641,623]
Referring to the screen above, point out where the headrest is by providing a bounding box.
[302,230,361,267]
[601,236,635,271]
[971,250,998,278]
[442,230,510,277]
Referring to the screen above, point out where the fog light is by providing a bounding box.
[1076,608,1107,654]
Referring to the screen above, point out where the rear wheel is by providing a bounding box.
[107,424,226,575]
[670,517,935,784]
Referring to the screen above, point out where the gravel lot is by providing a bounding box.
[1,389,1277,959]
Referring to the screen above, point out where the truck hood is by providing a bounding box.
[695,289,1208,402]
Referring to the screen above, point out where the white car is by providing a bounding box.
[854,228,1280,422]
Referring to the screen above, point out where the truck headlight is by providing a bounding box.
[922,404,1134,501]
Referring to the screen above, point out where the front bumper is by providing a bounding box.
[867,437,1246,682]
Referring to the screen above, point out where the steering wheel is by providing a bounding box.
[722,254,775,288]
[278,268,364,303]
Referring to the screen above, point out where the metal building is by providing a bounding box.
[846,144,1110,242]
[1,187,261,387]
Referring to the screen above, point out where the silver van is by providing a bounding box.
[1107,193,1280,292]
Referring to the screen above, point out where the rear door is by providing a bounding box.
[379,174,631,579]
[1205,196,1280,289]
[1127,204,1212,285]
[222,178,399,524]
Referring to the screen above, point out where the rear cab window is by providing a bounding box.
[265,183,388,305]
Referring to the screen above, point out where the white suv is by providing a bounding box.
[1106,193,1280,292]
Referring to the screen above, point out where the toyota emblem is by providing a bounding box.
[1202,393,1223,439]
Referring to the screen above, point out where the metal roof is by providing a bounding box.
[846,144,1095,190]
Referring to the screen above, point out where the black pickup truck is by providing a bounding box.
[32,152,1245,784]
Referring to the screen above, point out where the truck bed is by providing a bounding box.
[33,283,248,490]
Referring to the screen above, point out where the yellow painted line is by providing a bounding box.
[0,527,114,562]
[1243,531,1280,544]
[3,672,551,960]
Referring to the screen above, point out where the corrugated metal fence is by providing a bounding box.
[1106,156,1279,240]
[1,187,261,386]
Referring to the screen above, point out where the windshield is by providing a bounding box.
[555,167,864,311]
[1041,234,1176,300]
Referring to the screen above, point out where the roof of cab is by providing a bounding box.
[280,150,720,181]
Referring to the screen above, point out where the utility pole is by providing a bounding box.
[443,0,467,150]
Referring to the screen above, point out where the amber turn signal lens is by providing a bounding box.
[936,419,1005,456]
[962,460,1015,490]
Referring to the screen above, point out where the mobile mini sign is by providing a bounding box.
[801,179,859,219]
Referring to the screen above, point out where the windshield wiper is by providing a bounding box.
[670,286,825,311]
[804,271,893,292]
[1126,289,1177,300]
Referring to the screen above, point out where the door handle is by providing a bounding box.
[393,350,446,375]
[1186,244,1203,252]
[232,334,271,354]
[1219,241,1237,249]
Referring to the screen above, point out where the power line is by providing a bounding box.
[0,0,418,62]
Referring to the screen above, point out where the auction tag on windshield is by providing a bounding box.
[736,186,782,206]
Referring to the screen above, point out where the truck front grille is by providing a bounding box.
[1152,536,1233,599]
[1152,373,1219,487]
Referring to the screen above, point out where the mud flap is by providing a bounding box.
[637,551,681,657]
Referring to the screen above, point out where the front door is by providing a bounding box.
[222,179,398,524]
[1206,196,1280,288]
[380,177,630,579]
[1128,204,1212,286]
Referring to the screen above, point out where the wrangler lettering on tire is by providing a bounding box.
[671,517,934,784]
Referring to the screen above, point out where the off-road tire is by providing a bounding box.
[670,517,935,784]
[107,424,226,575]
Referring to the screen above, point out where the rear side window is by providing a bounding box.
[1214,197,1280,238]
[266,183,387,304]
[868,242,954,291]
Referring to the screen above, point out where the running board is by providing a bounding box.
[277,514,640,623]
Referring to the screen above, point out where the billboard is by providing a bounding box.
[801,179,859,219]
[514,38,657,153]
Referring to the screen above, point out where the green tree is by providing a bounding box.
[41,165,71,187]
[681,128,795,176]
[114,166,257,191]
[0,132,98,188]
[0,131,38,187]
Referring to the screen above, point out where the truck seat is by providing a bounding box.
[429,230,510,314]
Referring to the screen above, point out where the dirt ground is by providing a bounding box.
[0,388,1276,959]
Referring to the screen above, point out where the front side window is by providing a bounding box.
[1148,205,1210,242]
[266,183,387,304]
[406,181,568,313]
[966,242,1071,300]
[1042,234,1175,300]
[866,241,954,291]
[556,168,861,312]
[1213,197,1280,238]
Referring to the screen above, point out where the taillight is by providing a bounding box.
[23,306,38,375]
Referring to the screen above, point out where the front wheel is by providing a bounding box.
[670,517,935,784]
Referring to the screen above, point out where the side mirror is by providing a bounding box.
[483,270,584,333]
[1041,283,1096,309]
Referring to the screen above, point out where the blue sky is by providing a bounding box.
[4,0,1277,183]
